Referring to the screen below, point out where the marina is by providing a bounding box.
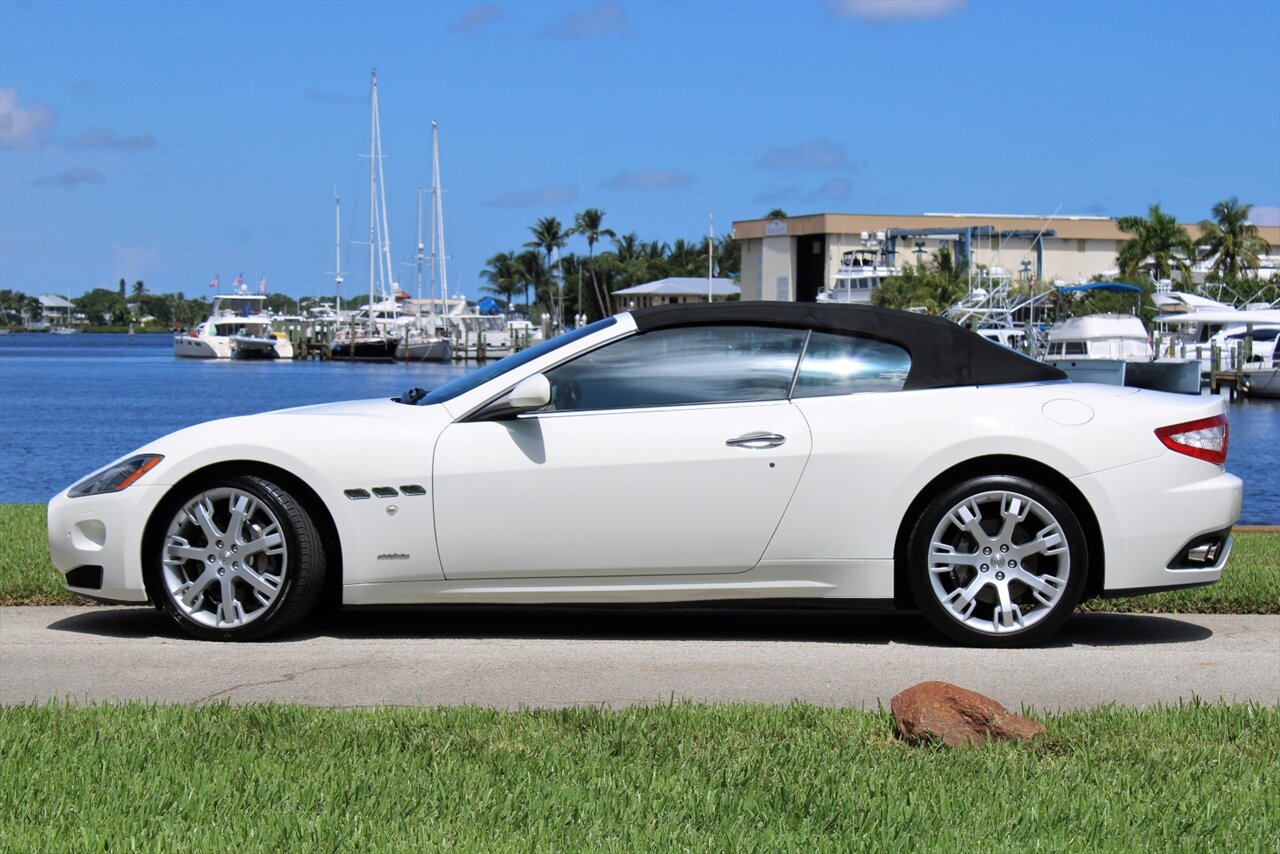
[1,331,1276,523]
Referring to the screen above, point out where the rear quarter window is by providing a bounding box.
[792,331,911,397]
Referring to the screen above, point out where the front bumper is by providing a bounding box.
[46,485,165,604]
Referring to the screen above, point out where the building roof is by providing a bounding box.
[38,294,73,309]
[731,212,1280,245]
[614,277,740,297]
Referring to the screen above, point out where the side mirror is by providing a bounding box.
[507,374,551,411]
[472,373,552,421]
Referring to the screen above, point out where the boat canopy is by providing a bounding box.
[475,296,505,315]
[1057,282,1142,294]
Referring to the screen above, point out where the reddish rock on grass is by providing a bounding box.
[891,681,1046,748]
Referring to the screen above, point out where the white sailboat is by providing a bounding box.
[396,125,453,363]
[330,70,400,362]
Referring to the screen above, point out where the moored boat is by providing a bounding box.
[175,287,293,360]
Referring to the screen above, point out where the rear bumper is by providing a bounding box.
[1074,454,1242,594]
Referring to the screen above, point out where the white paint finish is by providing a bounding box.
[46,308,1243,614]
[433,402,811,578]
[1042,398,1095,426]
[342,559,891,605]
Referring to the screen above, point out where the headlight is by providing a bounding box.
[68,455,164,498]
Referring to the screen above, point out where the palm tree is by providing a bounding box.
[569,208,616,316]
[525,216,568,325]
[513,250,548,313]
[1197,197,1271,280]
[1116,204,1195,284]
[765,208,788,219]
[480,251,522,309]
[611,232,648,287]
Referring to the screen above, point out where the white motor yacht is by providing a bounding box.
[816,232,900,304]
[1045,314,1200,394]
[175,288,293,359]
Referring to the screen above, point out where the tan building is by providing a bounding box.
[732,212,1280,302]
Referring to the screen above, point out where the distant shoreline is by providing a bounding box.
[2,327,173,335]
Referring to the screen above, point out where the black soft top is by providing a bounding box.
[630,301,1065,391]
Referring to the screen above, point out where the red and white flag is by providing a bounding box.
[208,274,219,289]
[233,273,244,287]
[258,276,267,295]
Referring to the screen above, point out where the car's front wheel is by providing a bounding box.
[906,475,1088,647]
[152,475,326,641]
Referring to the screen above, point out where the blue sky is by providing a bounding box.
[1,0,1278,301]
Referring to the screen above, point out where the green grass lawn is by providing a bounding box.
[0,702,1274,851]
[5,502,1277,612]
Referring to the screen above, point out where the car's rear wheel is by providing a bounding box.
[153,475,325,641]
[906,475,1087,647]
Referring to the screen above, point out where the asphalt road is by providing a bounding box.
[2,605,1277,711]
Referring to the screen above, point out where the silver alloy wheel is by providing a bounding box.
[161,487,289,629]
[926,489,1071,636]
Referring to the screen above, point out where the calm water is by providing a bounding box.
[2,332,1277,523]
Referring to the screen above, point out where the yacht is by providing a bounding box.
[174,288,293,359]
[816,232,900,304]
[1044,314,1199,394]
[1244,335,1280,398]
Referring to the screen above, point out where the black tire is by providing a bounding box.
[906,475,1088,647]
[150,475,326,641]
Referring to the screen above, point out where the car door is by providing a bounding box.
[432,324,814,579]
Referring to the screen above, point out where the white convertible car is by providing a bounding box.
[49,303,1242,646]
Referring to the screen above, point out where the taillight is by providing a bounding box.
[1155,414,1228,465]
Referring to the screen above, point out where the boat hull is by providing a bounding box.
[1245,369,1280,398]
[396,339,453,362]
[330,338,398,362]
[174,334,229,359]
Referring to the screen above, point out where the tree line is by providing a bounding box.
[870,197,1277,316]
[1,279,329,330]
[480,208,740,322]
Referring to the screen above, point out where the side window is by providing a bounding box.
[792,331,911,397]
[545,325,806,411]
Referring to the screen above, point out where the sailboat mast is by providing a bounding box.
[432,121,448,308]
[415,185,425,305]
[334,194,344,313]
[374,90,395,304]
[368,70,377,315]
[429,135,438,316]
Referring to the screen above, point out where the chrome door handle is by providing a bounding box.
[725,432,787,449]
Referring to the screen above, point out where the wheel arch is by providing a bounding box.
[140,460,344,609]
[891,454,1105,610]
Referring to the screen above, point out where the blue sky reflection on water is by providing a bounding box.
[0,332,1276,523]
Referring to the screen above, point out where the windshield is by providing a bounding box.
[418,317,618,405]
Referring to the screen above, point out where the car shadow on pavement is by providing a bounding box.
[48,605,1213,647]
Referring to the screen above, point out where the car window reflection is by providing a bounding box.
[545,325,806,411]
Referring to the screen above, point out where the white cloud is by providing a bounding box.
[542,1,630,40]
[31,167,104,189]
[1250,206,1280,226]
[451,3,504,33]
[0,88,57,150]
[805,178,854,204]
[756,139,852,172]
[753,185,800,204]
[827,0,965,21]
[601,169,694,190]
[486,182,579,208]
